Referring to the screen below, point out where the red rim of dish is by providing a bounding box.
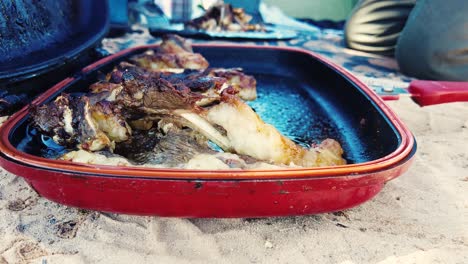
[0,44,415,179]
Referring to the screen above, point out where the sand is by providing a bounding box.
[0,97,467,264]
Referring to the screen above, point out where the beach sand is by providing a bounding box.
[0,98,467,264]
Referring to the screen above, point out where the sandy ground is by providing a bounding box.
[0,98,467,264]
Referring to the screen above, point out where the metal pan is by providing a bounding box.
[0,44,416,217]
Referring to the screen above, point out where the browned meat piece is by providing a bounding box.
[206,68,257,100]
[99,62,223,107]
[75,96,110,151]
[90,61,205,111]
[30,94,77,146]
[89,81,122,94]
[76,95,132,152]
[90,101,132,143]
[104,34,258,103]
[162,70,226,93]
[163,68,258,102]
[132,52,179,71]
[116,72,204,111]
[108,62,257,103]
[106,62,224,95]
[131,35,209,71]
[186,3,230,32]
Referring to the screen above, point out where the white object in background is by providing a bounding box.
[155,0,194,21]
[154,0,173,18]
[259,2,321,33]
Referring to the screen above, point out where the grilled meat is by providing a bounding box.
[117,74,203,111]
[206,68,257,100]
[204,94,346,167]
[134,130,214,167]
[31,94,76,146]
[31,93,132,152]
[32,34,345,170]
[114,128,161,160]
[60,150,135,167]
[90,100,132,143]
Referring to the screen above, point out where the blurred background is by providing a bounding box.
[264,0,358,21]
[117,0,359,28]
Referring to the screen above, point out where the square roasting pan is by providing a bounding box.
[0,45,416,217]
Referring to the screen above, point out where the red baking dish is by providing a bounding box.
[0,44,416,217]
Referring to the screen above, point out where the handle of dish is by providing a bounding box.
[408,80,468,106]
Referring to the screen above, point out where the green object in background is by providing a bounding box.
[263,0,358,20]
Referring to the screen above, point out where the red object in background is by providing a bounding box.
[408,80,468,106]
[381,80,468,106]
[0,45,416,217]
